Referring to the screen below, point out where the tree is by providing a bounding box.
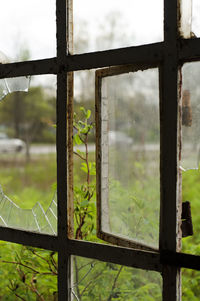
[0,86,56,161]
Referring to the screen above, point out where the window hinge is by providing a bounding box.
[181,201,193,237]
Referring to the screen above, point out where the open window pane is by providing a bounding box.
[0,0,56,61]
[72,256,162,300]
[0,75,57,235]
[74,0,163,54]
[96,67,160,250]
[180,63,200,171]
[181,62,200,254]
[0,240,57,299]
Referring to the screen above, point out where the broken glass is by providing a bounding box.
[0,74,57,235]
[98,68,160,249]
[0,51,30,100]
[72,256,162,300]
[0,185,57,235]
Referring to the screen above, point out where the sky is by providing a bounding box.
[0,0,164,61]
[0,0,199,87]
[0,1,199,60]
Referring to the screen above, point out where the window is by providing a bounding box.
[0,0,200,300]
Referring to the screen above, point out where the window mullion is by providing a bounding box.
[160,0,181,300]
[56,0,69,300]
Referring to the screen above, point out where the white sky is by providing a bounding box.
[0,0,199,60]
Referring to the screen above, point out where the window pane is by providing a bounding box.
[182,268,200,300]
[181,62,200,255]
[0,241,57,299]
[72,256,162,300]
[0,0,56,61]
[192,0,200,37]
[0,75,57,235]
[180,0,192,38]
[74,0,163,54]
[98,68,160,249]
[73,70,96,241]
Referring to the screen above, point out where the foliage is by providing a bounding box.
[0,87,56,160]
[0,106,200,299]
[182,169,200,300]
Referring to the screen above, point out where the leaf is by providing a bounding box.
[73,134,82,145]
[80,200,89,208]
[81,162,88,173]
[86,109,91,119]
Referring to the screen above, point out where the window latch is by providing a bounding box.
[181,201,193,237]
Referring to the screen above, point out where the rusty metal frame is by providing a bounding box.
[0,0,199,300]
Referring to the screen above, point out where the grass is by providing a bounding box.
[0,153,56,211]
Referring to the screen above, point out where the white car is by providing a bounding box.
[108,131,133,146]
[0,133,25,153]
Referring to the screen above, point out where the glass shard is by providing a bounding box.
[0,185,57,235]
[0,75,57,235]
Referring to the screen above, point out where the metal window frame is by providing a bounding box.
[0,0,199,300]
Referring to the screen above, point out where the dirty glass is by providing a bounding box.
[100,69,160,249]
[181,63,200,171]
[180,0,192,38]
[72,256,162,300]
[0,75,57,235]
[73,0,163,54]
[0,76,30,101]
[0,0,56,61]
[181,62,200,255]
[192,0,200,37]
[0,241,57,299]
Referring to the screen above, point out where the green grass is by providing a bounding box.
[0,153,56,211]
[0,151,199,299]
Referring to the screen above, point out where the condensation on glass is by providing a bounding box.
[0,75,57,235]
[179,0,192,38]
[73,0,163,53]
[72,255,162,300]
[96,66,160,250]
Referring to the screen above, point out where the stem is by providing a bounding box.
[80,270,103,297]
[74,257,81,301]
[107,266,123,301]
[1,260,56,276]
[74,151,86,161]
[85,134,90,186]
[13,293,26,301]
